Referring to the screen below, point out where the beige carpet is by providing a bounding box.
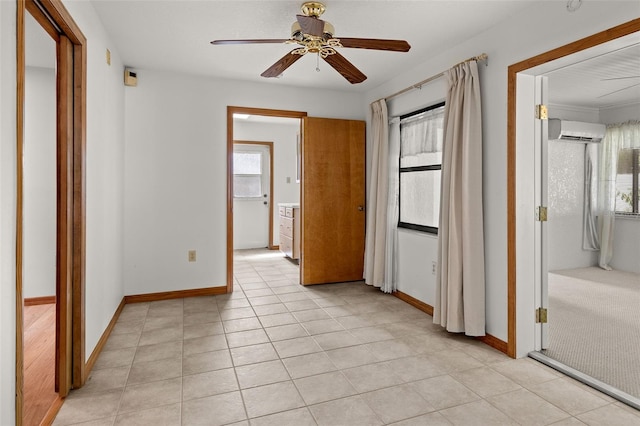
[543,267,640,399]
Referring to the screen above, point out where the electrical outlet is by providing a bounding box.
[188,250,196,262]
[432,261,437,275]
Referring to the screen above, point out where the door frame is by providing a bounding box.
[16,0,86,420]
[226,106,307,292]
[232,140,276,250]
[506,18,640,358]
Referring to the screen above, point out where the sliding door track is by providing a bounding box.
[529,351,640,411]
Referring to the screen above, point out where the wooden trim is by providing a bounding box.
[17,0,88,420]
[72,40,87,389]
[37,0,85,45]
[16,1,26,422]
[506,18,640,359]
[124,286,228,304]
[39,395,64,426]
[25,0,59,41]
[227,107,233,293]
[227,107,307,293]
[233,140,275,249]
[85,299,125,375]
[393,290,434,316]
[477,333,509,355]
[56,33,74,397]
[507,65,517,359]
[24,296,56,306]
[394,291,508,354]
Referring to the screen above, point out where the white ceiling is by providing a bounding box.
[536,33,640,110]
[89,0,537,92]
[25,1,640,110]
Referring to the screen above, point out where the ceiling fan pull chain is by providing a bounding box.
[316,53,321,72]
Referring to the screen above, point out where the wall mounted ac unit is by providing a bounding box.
[548,119,606,143]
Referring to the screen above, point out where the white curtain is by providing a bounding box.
[364,100,389,288]
[583,144,599,251]
[597,121,640,270]
[433,61,486,336]
[383,118,401,293]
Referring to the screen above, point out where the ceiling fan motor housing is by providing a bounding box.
[301,2,326,18]
[291,21,335,42]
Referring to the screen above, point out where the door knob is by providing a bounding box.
[357,205,364,211]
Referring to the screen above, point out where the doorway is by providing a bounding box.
[17,0,87,423]
[507,17,640,408]
[226,107,367,292]
[226,107,307,292]
[233,141,275,250]
[22,8,57,425]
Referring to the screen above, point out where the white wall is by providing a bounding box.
[364,2,639,346]
[234,120,300,248]
[396,230,438,305]
[123,70,364,295]
[547,105,600,271]
[1,0,18,422]
[546,103,640,273]
[62,0,126,361]
[600,102,640,124]
[23,66,57,299]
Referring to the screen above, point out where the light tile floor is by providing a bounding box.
[53,249,640,425]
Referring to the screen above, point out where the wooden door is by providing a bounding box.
[300,117,365,285]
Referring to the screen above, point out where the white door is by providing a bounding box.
[233,144,270,249]
[534,75,550,350]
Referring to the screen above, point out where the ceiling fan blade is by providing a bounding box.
[323,51,367,84]
[211,39,289,45]
[296,14,325,37]
[338,38,411,52]
[261,50,304,78]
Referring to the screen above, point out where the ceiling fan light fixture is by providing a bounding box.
[211,0,409,84]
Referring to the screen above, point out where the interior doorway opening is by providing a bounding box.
[508,18,640,410]
[17,0,87,423]
[226,107,306,292]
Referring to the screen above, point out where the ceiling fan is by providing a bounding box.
[211,1,411,84]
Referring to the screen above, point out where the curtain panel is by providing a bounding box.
[434,61,486,336]
[364,100,389,288]
[597,120,640,270]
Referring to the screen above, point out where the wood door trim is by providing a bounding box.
[16,1,26,420]
[25,0,59,42]
[506,18,640,358]
[233,140,276,250]
[17,0,87,421]
[226,107,307,292]
[24,296,56,306]
[56,33,74,396]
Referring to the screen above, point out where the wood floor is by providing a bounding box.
[23,302,57,426]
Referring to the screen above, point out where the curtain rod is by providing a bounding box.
[380,53,488,103]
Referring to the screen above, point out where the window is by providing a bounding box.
[233,151,263,198]
[398,102,445,233]
[615,148,640,214]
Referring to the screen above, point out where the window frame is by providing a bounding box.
[615,147,640,216]
[398,101,445,235]
[232,149,265,200]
